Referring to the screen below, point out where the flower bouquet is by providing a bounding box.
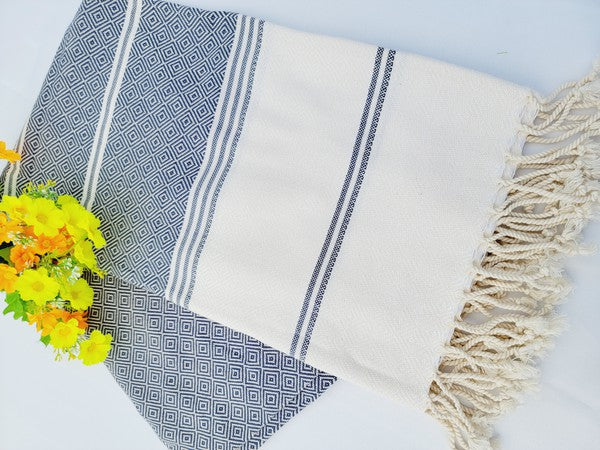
[0,142,112,365]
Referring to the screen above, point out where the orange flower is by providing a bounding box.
[0,213,9,243]
[28,308,65,336]
[0,213,20,244]
[68,310,88,330]
[0,141,21,163]
[33,231,72,256]
[23,225,37,240]
[10,244,40,272]
[0,263,18,292]
[32,228,72,255]
[28,308,88,336]
[51,229,73,255]
[33,234,55,255]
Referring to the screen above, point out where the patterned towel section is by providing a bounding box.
[1,1,336,448]
[86,273,335,450]
[4,0,240,294]
[6,0,599,448]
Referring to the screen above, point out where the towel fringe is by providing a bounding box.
[427,62,600,450]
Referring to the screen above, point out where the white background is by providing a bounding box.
[0,1,599,449]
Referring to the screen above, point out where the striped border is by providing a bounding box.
[81,0,142,209]
[166,16,264,307]
[291,49,396,360]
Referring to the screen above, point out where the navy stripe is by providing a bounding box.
[182,20,265,308]
[299,50,396,361]
[174,17,256,305]
[169,17,249,305]
[81,0,141,208]
[290,48,385,357]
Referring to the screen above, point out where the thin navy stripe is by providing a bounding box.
[174,17,255,304]
[299,50,396,361]
[290,48,385,357]
[183,20,264,308]
[81,0,141,208]
[169,17,249,304]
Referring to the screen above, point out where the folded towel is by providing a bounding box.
[86,273,335,450]
[4,0,599,448]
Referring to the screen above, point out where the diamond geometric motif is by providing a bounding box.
[86,273,336,450]
[5,0,127,198]
[92,0,237,294]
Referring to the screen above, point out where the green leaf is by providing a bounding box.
[2,291,28,321]
[21,300,36,322]
[0,245,12,264]
[40,335,51,346]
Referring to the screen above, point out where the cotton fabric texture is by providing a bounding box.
[4,0,599,448]
[85,273,335,450]
[0,1,337,449]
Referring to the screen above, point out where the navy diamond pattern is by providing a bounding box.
[93,0,237,294]
[86,273,336,450]
[0,2,337,447]
[3,0,127,198]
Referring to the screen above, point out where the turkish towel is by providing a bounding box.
[4,0,600,448]
[85,273,335,450]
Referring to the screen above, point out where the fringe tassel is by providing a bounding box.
[427,62,600,450]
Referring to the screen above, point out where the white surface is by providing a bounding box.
[0,1,598,449]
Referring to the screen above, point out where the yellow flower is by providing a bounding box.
[15,267,60,306]
[60,201,89,240]
[61,201,105,248]
[57,195,78,206]
[0,141,21,163]
[74,240,98,270]
[24,197,64,237]
[78,330,112,365]
[0,264,18,293]
[49,318,83,349]
[84,215,105,249]
[0,195,33,222]
[61,277,94,310]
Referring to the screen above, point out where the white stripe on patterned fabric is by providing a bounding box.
[165,16,259,305]
[4,119,29,196]
[80,0,142,209]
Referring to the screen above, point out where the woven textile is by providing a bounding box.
[86,273,335,450]
[4,0,599,448]
[0,1,336,449]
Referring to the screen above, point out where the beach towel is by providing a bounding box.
[4,0,599,447]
